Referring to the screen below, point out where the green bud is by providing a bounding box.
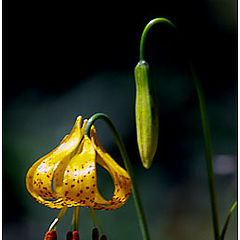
[134,60,159,169]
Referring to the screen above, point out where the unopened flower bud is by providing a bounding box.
[135,60,159,168]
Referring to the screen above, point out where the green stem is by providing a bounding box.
[139,18,175,61]
[139,17,224,240]
[71,208,75,231]
[191,65,220,240]
[70,206,80,231]
[220,201,237,240]
[85,113,150,240]
[48,206,67,231]
[74,206,80,231]
[89,208,104,233]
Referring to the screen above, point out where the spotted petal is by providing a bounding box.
[26,116,86,208]
[26,117,132,210]
[51,129,132,210]
[53,135,109,208]
[90,127,132,210]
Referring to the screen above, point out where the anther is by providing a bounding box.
[44,229,57,240]
[92,228,99,240]
[66,231,73,240]
[100,235,107,240]
[73,231,80,240]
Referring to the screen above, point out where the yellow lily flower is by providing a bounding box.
[26,116,132,210]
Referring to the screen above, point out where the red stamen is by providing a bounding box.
[44,229,57,240]
[73,231,80,240]
[92,228,99,240]
[100,235,107,240]
[66,231,73,240]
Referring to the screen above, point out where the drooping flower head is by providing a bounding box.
[26,116,132,210]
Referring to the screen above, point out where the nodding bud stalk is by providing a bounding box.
[135,60,159,169]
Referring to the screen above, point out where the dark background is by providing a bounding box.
[3,1,237,239]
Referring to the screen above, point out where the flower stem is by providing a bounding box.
[85,113,150,240]
[139,17,226,240]
[220,201,237,240]
[139,18,175,61]
[191,65,220,240]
